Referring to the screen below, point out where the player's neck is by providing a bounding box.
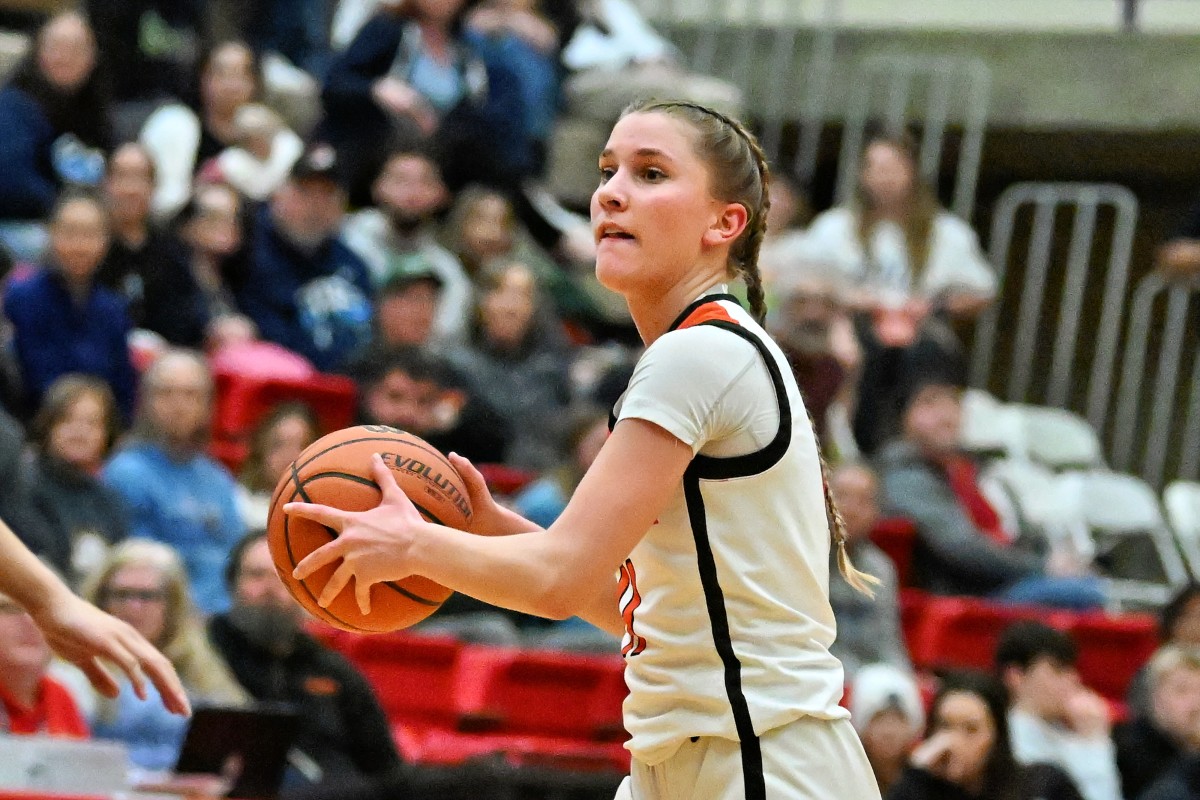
[627,272,728,346]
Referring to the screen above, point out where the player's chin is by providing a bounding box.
[594,254,640,294]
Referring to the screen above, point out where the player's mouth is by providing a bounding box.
[596,222,636,244]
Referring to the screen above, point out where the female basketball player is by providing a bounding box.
[289,99,882,799]
[0,518,190,715]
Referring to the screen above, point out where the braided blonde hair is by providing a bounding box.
[621,99,879,597]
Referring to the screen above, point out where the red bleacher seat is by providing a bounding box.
[1069,612,1159,702]
[474,463,538,496]
[907,596,1053,673]
[870,517,918,586]
[899,588,930,655]
[209,359,357,472]
[456,647,627,742]
[342,630,466,760]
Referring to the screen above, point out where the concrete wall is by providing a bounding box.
[641,4,1200,131]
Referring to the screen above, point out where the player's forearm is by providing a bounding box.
[0,518,73,615]
[409,522,614,621]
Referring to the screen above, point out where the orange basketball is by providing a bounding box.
[266,425,473,633]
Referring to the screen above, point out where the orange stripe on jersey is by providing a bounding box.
[676,302,740,330]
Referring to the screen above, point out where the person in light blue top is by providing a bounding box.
[103,352,247,615]
[80,539,246,770]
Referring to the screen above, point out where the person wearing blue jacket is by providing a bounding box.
[322,2,531,203]
[0,11,111,261]
[103,351,246,615]
[236,145,374,374]
[3,191,136,419]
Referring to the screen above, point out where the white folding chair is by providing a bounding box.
[1056,470,1188,609]
[979,459,1093,560]
[1010,404,1106,471]
[960,389,1023,459]
[1164,480,1200,580]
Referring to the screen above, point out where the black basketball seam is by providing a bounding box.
[283,462,375,633]
[293,430,459,480]
[286,470,447,607]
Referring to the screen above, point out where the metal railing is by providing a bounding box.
[833,54,990,220]
[1113,275,1200,487]
[970,183,1138,436]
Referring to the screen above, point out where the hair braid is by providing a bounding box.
[733,125,771,326]
[801,404,880,598]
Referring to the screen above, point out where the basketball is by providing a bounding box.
[266,425,473,633]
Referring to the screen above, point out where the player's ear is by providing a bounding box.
[702,202,749,249]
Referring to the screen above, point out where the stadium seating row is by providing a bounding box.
[310,627,631,775]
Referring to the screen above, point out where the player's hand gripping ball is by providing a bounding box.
[267,425,472,632]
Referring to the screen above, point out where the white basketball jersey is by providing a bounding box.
[611,294,848,769]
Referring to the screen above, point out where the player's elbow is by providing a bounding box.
[529,579,583,621]
[529,568,598,621]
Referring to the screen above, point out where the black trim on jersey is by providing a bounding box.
[666,293,743,332]
[683,473,766,800]
[689,320,792,480]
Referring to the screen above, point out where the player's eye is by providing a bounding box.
[643,167,666,181]
[598,166,616,182]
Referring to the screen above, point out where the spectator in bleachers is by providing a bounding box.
[197,103,305,203]
[465,0,563,171]
[209,531,409,797]
[236,144,374,373]
[445,260,572,470]
[0,10,110,264]
[208,0,331,78]
[28,375,128,585]
[996,621,1122,800]
[368,262,446,352]
[758,172,814,291]
[3,190,137,419]
[557,0,740,123]
[0,404,63,571]
[236,402,321,530]
[1115,645,1200,799]
[322,0,531,203]
[98,143,212,349]
[341,146,472,344]
[804,133,995,454]
[769,268,860,448]
[174,181,256,346]
[828,462,910,678]
[888,670,1083,800]
[0,588,89,738]
[1156,195,1200,278]
[1128,583,1200,718]
[85,0,202,104]
[81,539,245,771]
[442,184,600,325]
[850,663,924,797]
[355,345,512,465]
[543,0,741,208]
[877,364,1105,609]
[103,350,246,615]
[139,41,260,220]
[512,403,609,529]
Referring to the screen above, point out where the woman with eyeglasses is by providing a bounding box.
[81,539,245,770]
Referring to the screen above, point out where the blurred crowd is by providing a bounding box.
[2,2,1200,799]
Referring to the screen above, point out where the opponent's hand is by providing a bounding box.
[32,592,190,716]
[288,454,428,614]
